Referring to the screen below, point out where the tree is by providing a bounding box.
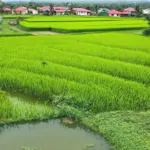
[0,0,3,13]
[49,3,55,15]
[145,15,150,26]
[68,4,74,15]
[93,4,99,14]
[143,15,150,36]
[135,5,142,17]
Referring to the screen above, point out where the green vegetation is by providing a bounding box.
[0,90,56,124]
[2,14,34,19]
[1,15,150,150]
[143,15,150,36]
[20,16,148,32]
[25,16,139,22]
[83,111,150,150]
[0,34,150,113]
[0,19,31,36]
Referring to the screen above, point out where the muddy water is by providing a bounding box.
[0,93,115,150]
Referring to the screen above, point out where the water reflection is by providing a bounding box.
[0,119,114,150]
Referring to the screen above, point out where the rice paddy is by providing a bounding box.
[20,16,148,32]
[0,15,150,150]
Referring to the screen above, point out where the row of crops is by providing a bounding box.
[25,16,142,22]
[19,16,148,32]
[0,32,150,113]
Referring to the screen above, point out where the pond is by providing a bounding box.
[0,92,115,150]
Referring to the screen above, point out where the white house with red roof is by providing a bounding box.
[73,8,92,16]
[109,9,122,17]
[143,8,150,15]
[3,7,12,13]
[15,7,28,14]
[28,8,38,15]
[123,7,136,13]
[40,6,68,15]
[54,6,68,15]
[122,7,136,16]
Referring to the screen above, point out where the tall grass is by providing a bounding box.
[0,89,56,124]
[0,68,149,112]
[0,33,150,112]
[0,90,12,119]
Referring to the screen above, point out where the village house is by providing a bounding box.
[98,8,109,15]
[73,8,92,16]
[143,8,150,15]
[54,7,67,15]
[15,7,28,14]
[122,7,136,16]
[3,7,12,13]
[40,6,67,15]
[109,8,136,17]
[109,9,122,17]
[28,8,38,15]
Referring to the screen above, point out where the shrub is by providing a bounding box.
[143,28,150,36]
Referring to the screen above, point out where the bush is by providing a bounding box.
[143,28,150,36]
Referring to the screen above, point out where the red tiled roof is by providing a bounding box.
[124,8,136,12]
[15,7,27,12]
[73,8,92,13]
[54,6,67,10]
[109,9,122,15]
[40,6,50,11]
[3,7,11,12]
[40,6,67,12]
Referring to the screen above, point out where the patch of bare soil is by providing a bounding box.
[30,31,61,36]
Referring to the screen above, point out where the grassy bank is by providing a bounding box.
[1,90,150,150]
[0,19,31,36]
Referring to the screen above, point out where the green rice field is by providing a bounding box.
[1,15,150,150]
[20,16,148,32]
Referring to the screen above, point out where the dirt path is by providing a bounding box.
[30,31,61,36]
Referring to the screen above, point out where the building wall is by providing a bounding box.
[143,9,150,15]
[32,10,38,15]
[76,11,88,16]
[56,12,65,15]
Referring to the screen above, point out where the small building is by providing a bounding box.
[121,11,131,16]
[40,6,67,15]
[123,7,136,16]
[123,7,136,13]
[143,8,150,15]
[40,6,50,12]
[28,8,38,15]
[109,9,122,17]
[54,7,68,15]
[73,8,92,16]
[15,7,28,14]
[3,7,12,13]
[98,8,109,16]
